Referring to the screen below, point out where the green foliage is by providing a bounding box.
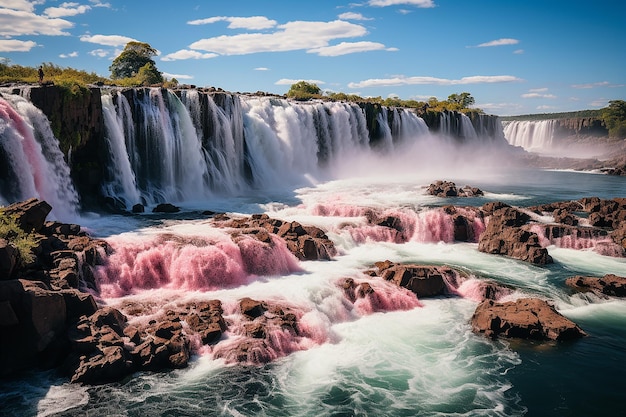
[136,62,164,85]
[447,92,475,110]
[0,209,36,266]
[287,81,322,100]
[0,62,107,85]
[109,42,160,80]
[603,100,626,138]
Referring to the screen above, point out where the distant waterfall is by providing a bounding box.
[0,93,79,221]
[438,111,481,142]
[503,120,557,152]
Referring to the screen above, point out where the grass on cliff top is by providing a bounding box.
[0,209,37,266]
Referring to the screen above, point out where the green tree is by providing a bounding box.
[136,62,163,85]
[109,42,160,80]
[603,100,626,138]
[447,92,475,109]
[287,81,321,100]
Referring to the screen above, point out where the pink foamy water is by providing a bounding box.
[95,231,302,298]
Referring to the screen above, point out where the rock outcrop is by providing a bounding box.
[478,203,552,264]
[427,180,484,198]
[565,274,626,297]
[215,213,336,261]
[471,298,586,341]
[368,260,464,298]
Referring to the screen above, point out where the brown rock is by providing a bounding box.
[478,208,552,265]
[3,198,52,233]
[565,274,626,297]
[471,298,586,341]
[374,262,460,298]
[0,238,19,279]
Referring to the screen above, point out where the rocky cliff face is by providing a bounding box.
[19,85,106,209]
[554,117,607,137]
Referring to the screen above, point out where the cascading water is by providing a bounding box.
[99,90,462,208]
[503,120,557,152]
[0,93,79,221]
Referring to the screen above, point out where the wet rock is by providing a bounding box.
[478,205,552,265]
[471,298,586,341]
[131,203,144,213]
[565,274,626,297]
[152,203,180,213]
[216,215,336,261]
[427,180,483,197]
[372,261,461,298]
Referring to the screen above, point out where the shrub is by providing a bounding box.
[0,209,37,266]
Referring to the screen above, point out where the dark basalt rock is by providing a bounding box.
[152,203,180,213]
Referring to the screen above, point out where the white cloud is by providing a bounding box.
[529,88,548,92]
[89,1,112,8]
[162,72,194,80]
[513,49,524,54]
[89,48,110,58]
[44,2,91,18]
[0,8,73,36]
[368,0,435,7]
[275,78,326,85]
[2,0,36,12]
[161,49,218,61]
[570,81,624,89]
[188,16,277,30]
[0,39,37,52]
[348,74,522,88]
[80,34,139,47]
[59,51,79,58]
[475,38,519,47]
[189,20,368,55]
[308,41,393,56]
[338,12,373,21]
[537,105,557,110]
[521,93,557,99]
[254,67,269,71]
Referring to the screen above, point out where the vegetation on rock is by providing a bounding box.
[0,209,36,266]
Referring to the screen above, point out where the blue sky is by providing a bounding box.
[1,0,625,116]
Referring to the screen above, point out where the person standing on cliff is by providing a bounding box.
[38,65,44,83]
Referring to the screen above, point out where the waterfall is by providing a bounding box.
[0,93,79,221]
[391,108,430,142]
[438,111,481,143]
[101,88,211,206]
[502,120,557,152]
[101,92,141,206]
[2,87,508,212]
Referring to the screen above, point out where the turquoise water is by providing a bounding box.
[1,169,625,417]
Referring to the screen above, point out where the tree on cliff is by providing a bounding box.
[447,92,475,109]
[109,42,163,84]
[287,81,321,100]
[603,100,626,138]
